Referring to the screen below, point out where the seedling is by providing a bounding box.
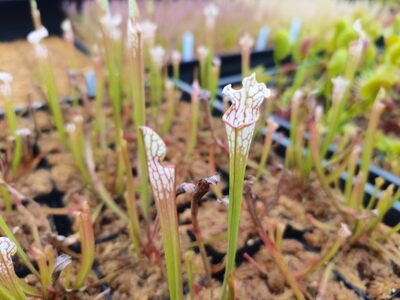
[72,203,95,289]
[61,19,78,72]
[187,80,201,156]
[84,134,128,222]
[29,0,41,29]
[256,118,279,181]
[345,20,366,81]
[97,2,127,195]
[139,126,183,300]
[163,80,177,135]
[66,117,91,186]
[203,2,219,51]
[119,133,141,256]
[149,45,165,121]
[32,245,61,298]
[239,34,254,77]
[92,54,107,150]
[27,26,67,146]
[209,58,221,104]
[127,6,151,215]
[184,251,195,300]
[0,73,22,175]
[297,223,351,277]
[171,50,181,84]
[198,45,209,90]
[220,74,270,299]
[99,9,123,140]
[140,20,157,65]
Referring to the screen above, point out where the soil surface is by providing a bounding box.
[1,96,399,299]
[0,37,92,108]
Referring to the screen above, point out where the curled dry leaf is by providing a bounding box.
[52,254,72,283]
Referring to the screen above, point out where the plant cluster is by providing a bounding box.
[0,0,398,299]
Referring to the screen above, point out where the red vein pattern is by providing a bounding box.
[0,237,16,275]
[140,126,175,203]
[222,73,271,157]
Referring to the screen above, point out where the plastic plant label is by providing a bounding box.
[256,26,269,51]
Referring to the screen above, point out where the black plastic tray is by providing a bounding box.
[175,78,400,225]
[167,49,275,84]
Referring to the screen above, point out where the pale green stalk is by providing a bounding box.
[93,59,106,150]
[360,96,385,177]
[299,224,351,277]
[84,137,128,221]
[275,224,285,252]
[187,81,200,156]
[380,223,400,240]
[40,61,67,146]
[0,286,19,300]
[256,118,278,181]
[0,186,12,213]
[163,80,176,135]
[67,121,91,186]
[198,47,208,89]
[73,207,95,289]
[365,177,384,211]
[309,121,341,211]
[29,0,41,29]
[128,17,150,216]
[103,37,123,139]
[350,184,395,243]
[221,75,270,300]
[294,123,305,171]
[120,136,141,256]
[285,91,301,169]
[365,185,395,234]
[4,99,22,173]
[33,249,51,299]
[280,59,308,107]
[100,18,124,195]
[209,58,221,108]
[149,47,164,121]
[184,251,195,300]
[239,34,254,77]
[139,127,183,300]
[316,262,334,300]
[320,77,349,158]
[344,147,360,206]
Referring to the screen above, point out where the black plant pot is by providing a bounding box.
[0,0,67,42]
